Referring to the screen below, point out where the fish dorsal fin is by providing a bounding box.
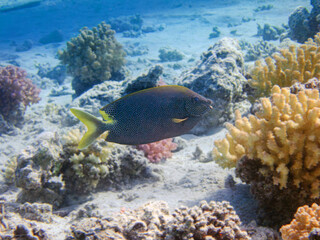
[99,110,115,124]
[172,117,188,123]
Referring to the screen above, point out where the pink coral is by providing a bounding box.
[137,138,177,163]
[0,65,40,118]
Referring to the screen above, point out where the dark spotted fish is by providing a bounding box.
[70,85,213,149]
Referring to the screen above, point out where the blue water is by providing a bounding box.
[0,0,238,42]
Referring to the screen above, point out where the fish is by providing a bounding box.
[70,85,213,149]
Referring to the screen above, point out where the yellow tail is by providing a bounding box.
[70,108,110,149]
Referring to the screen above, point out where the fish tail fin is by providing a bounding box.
[70,108,110,149]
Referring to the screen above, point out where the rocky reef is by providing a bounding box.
[68,200,249,240]
[287,0,320,43]
[10,129,159,208]
[179,37,250,134]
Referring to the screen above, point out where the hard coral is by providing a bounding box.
[137,138,177,163]
[280,203,320,240]
[165,200,250,240]
[68,200,249,240]
[213,84,320,226]
[58,21,126,96]
[59,129,154,194]
[250,39,320,98]
[0,65,40,120]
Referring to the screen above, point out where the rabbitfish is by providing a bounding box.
[70,85,213,149]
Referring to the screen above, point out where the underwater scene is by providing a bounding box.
[0,0,319,239]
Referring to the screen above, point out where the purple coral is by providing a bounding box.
[0,65,40,119]
[137,138,177,163]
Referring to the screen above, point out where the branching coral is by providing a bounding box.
[136,138,177,163]
[0,65,40,120]
[280,203,320,240]
[58,21,126,96]
[214,85,320,196]
[213,84,320,226]
[249,38,320,98]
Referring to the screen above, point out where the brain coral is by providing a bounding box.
[213,84,320,226]
[249,36,320,98]
[280,203,320,240]
[58,21,126,96]
[0,65,40,120]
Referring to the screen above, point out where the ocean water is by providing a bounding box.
[0,0,315,239]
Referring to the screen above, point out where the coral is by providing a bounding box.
[108,14,143,33]
[59,129,155,194]
[256,23,285,41]
[58,21,126,96]
[159,47,184,62]
[0,201,49,240]
[240,40,278,62]
[124,42,149,57]
[249,40,320,98]
[280,203,320,240]
[14,135,65,209]
[18,202,53,223]
[253,4,273,12]
[15,39,33,52]
[288,6,311,43]
[68,200,249,240]
[3,156,17,184]
[137,138,177,163]
[213,84,320,226]
[287,1,320,43]
[59,129,115,193]
[0,65,40,121]
[36,63,66,85]
[178,37,250,134]
[164,200,250,240]
[39,30,63,44]
[209,26,220,39]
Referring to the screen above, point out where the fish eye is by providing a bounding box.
[193,97,199,103]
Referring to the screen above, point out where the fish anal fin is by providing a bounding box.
[172,117,188,123]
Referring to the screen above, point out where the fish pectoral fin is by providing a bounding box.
[172,117,188,123]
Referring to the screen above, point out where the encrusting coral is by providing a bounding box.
[68,200,249,240]
[58,21,126,96]
[280,203,320,240]
[0,65,40,122]
[136,138,177,163]
[213,83,320,226]
[249,34,320,98]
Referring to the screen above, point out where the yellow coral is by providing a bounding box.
[213,85,320,197]
[250,37,320,98]
[280,203,320,240]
